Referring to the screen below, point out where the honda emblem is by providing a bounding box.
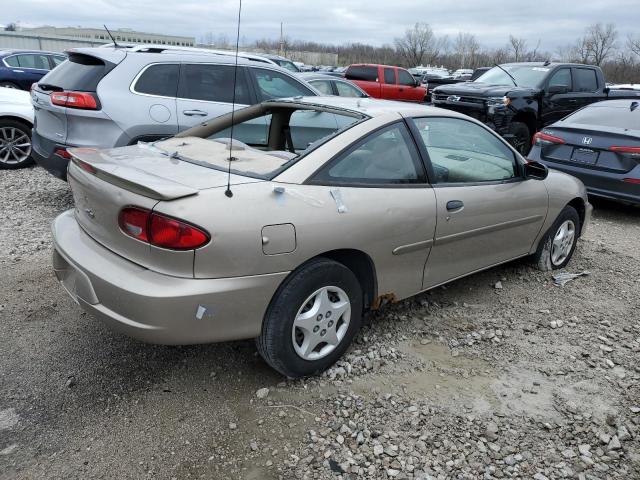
[582,136,593,145]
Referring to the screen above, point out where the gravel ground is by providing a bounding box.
[1,166,639,480]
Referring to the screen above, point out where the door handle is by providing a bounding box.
[446,200,464,211]
[567,99,578,103]
[182,109,208,116]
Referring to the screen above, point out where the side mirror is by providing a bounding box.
[524,160,548,180]
[547,85,569,95]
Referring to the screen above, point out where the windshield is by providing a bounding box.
[158,106,364,179]
[475,65,550,88]
[275,60,300,73]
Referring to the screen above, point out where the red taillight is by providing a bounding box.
[54,147,72,159]
[118,207,209,250]
[533,131,565,146]
[609,146,640,155]
[623,178,640,184]
[50,91,98,110]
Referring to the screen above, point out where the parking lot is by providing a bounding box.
[0,166,638,479]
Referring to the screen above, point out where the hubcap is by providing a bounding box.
[551,220,576,266]
[292,286,351,361]
[0,127,31,165]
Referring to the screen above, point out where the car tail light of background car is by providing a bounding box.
[533,131,565,146]
[50,91,99,110]
[118,207,210,250]
[609,146,640,158]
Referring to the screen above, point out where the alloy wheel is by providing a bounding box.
[551,220,576,266]
[291,286,351,361]
[0,127,31,165]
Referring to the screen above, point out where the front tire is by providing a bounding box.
[0,119,33,169]
[0,82,20,89]
[257,258,363,378]
[532,205,580,271]
[509,121,531,156]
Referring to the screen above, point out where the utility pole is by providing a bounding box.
[279,22,284,56]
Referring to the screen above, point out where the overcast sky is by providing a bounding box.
[5,0,638,52]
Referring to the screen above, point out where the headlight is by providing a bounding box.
[486,96,511,107]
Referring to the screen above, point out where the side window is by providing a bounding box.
[251,68,314,101]
[398,70,415,86]
[412,117,517,184]
[4,56,19,67]
[179,64,251,104]
[345,66,378,82]
[16,54,50,70]
[548,68,572,90]
[134,64,179,97]
[52,55,67,67]
[383,68,395,85]
[335,81,365,98]
[310,122,425,185]
[574,68,598,92]
[310,80,334,95]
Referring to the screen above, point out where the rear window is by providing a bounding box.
[134,64,179,97]
[574,68,598,92]
[565,104,640,130]
[346,66,378,82]
[38,53,111,92]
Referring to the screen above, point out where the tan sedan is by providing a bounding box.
[52,97,591,377]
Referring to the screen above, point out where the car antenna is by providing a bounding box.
[493,63,518,87]
[225,0,242,199]
[103,25,120,48]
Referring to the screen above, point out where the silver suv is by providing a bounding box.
[31,46,320,180]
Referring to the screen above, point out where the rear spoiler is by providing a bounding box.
[68,148,198,201]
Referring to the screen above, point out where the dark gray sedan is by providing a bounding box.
[298,72,368,98]
[529,99,640,205]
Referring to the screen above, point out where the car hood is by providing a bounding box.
[0,87,31,105]
[432,82,539,97]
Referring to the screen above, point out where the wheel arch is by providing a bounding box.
[0,115,33,129]
[512,111,537,138]
[567,197,586,236]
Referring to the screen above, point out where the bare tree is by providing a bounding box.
[4,23,17,32]
[508,35,527,62]
[580,23,618,66]
[394,23,442,67]
[629,35,640,58]
[453,33,481,68]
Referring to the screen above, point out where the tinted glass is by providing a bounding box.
[398,70,415,86]
[548,68,572,89]
[312,123,425,184]
[346,66,378,82]
[310,79,334,95]
[335,81,365,97]
[251,68,313,100]
[180,64,250,104]
[52,55,66,66]
[413,117,517,183]
[135,64,179,97]
[565,104,640,130]
[475,65,550,88]
[16,54,50,70]
[4,56,19,67]
[383,68,395,84]
[38,53,108,92]
[574,68,598,92]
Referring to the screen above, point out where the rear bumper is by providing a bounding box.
[31,129,71,181]
[52,210,289,345]
[537,157,640,205]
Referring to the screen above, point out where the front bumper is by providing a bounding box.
[431,99,513,134]
[52,210,289,344]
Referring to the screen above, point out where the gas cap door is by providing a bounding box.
[261,223,296,255]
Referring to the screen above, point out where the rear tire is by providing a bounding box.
[0,119,33,169]
[532,205,580,271]
[509,121,531,156]
[256,257,363,378]
[0,82,20,89]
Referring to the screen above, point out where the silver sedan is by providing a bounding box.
[51,97,591,377]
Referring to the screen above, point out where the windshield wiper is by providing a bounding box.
[493,64,518,87]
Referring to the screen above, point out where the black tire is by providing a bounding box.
[0,118,33,169]
[509,121,531,156]
[532,205,580,271]
[256,257,363,378]
[0,82,20,89]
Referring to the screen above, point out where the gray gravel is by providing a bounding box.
[1,167,639,479]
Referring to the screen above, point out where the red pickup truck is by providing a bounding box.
[345,64,427,102]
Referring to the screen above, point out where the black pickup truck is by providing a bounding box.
[431,62,640,154]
